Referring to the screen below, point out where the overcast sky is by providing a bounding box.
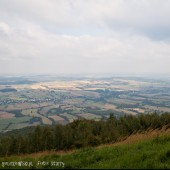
[0,0,170,75]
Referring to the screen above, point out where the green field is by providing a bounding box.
[60,113,78,122]
[22,109,52,125]
[0,124,8,131]
[77,113,101,120]
[0,117,31,125]
[0,134,169,169]
[7,123,31,130]
[21,109,38,116]
[0,117,31,131]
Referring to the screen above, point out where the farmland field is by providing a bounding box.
[0,75,170,132]
[0,111,15,119]
[60,113,78,122]
[77,113,101,120]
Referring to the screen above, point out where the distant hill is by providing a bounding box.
[0,88,17,92]
[0,80,36,85]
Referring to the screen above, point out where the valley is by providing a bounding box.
[0,75,170,132]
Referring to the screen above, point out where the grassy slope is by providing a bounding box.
[0,128,170,169]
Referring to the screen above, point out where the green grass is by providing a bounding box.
[0,135,169,169]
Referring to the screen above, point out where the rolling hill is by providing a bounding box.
[0,127,169,169]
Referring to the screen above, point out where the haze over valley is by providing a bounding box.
[0,75,169,132]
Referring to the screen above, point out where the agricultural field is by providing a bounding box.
[0,117,31,131]
[77,113,101,120]
[0,75,170,132]
[0,111,15,119]
[60,113,78,123]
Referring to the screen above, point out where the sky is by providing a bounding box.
[0,0,170,75]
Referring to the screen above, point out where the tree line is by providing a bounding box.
[0,112,169,157]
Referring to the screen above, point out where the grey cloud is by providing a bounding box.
[101,0,170,40]
[1,0,170,39]
[0,0,170,74]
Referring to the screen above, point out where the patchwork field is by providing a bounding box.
[0,75,170,132]
[78,113,101,120]
[60,113,78,123]
[0,111,15,119]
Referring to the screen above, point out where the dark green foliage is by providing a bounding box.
[0,112,169,157]
[0,135,169,169]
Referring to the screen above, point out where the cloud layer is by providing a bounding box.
[0,0,170,75]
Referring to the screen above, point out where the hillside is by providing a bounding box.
[0,127,169,169]
[0,113,169,156]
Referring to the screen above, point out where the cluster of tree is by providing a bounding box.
[0,113,169,157]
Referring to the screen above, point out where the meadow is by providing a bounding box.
[0,131,169,169]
